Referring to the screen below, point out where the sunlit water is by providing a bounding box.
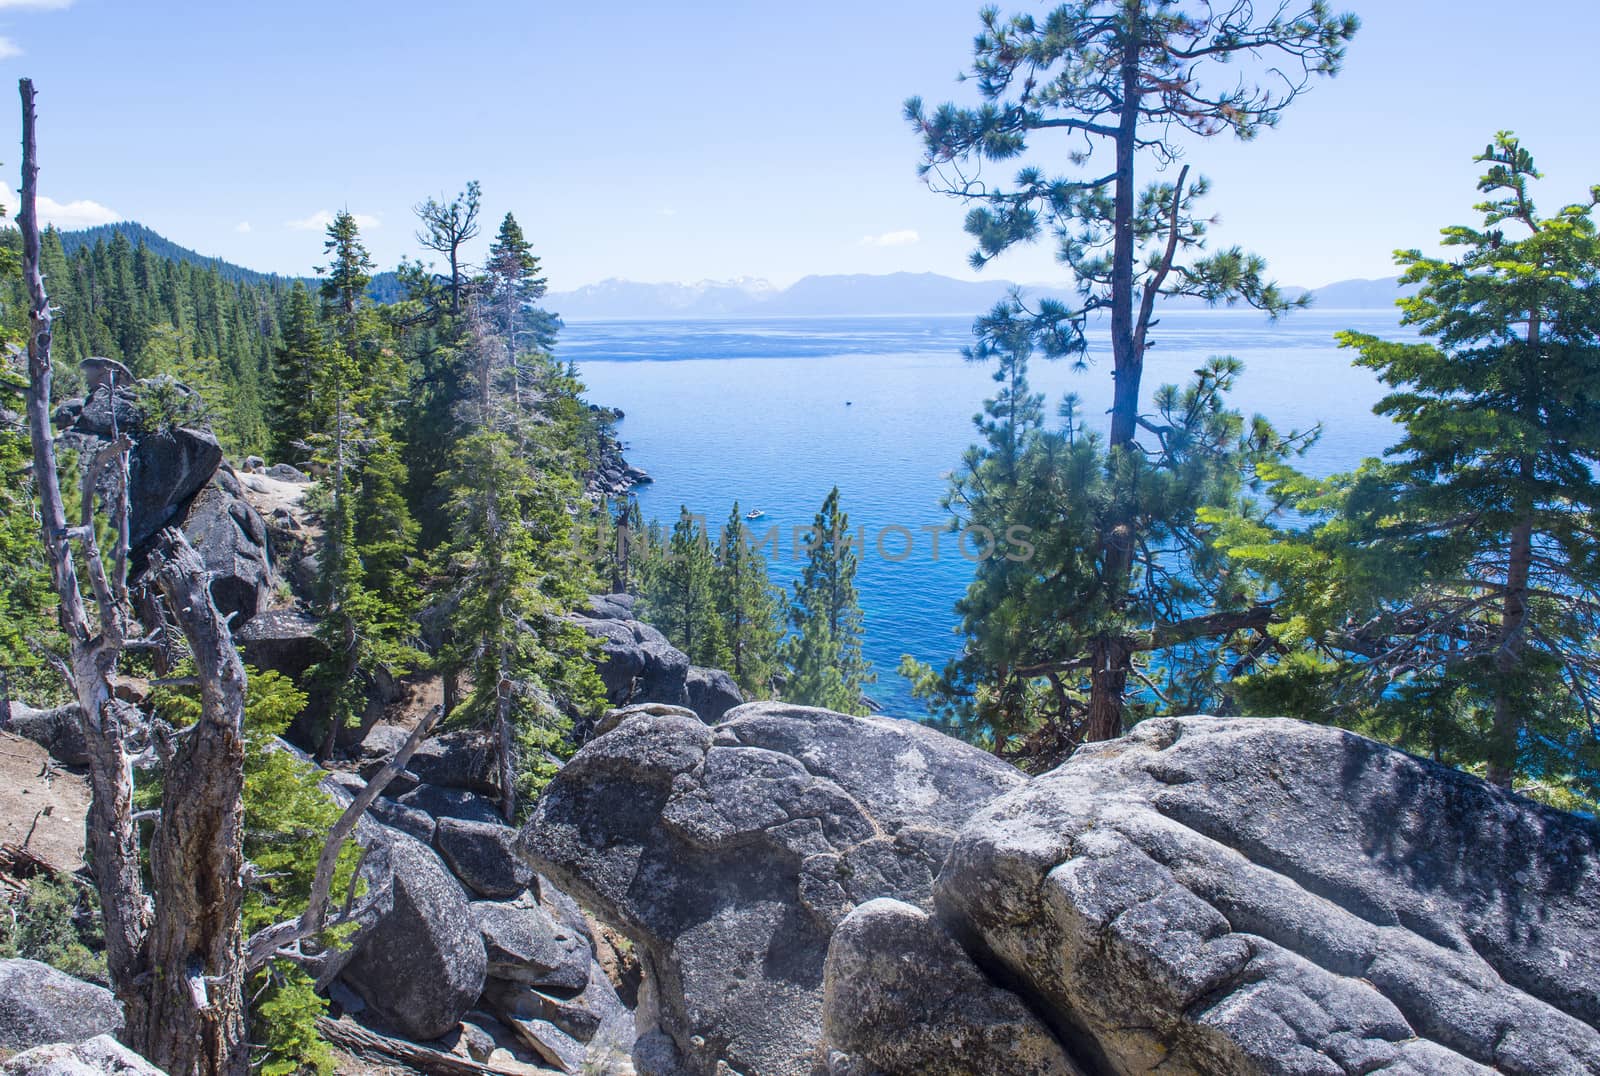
[569,309,1411,715]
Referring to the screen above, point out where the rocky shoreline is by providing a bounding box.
[585,405,652,500]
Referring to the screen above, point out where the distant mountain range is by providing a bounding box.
[548,271,1411,321]
[56,222,1407,319]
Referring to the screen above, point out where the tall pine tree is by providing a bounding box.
[784,488,872,713]
[306,211,418,757]
[1213,136,1600,800]
[716,502,782,696]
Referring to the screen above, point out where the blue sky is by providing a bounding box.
[0,1,1592,290]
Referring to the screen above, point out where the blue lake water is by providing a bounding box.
[569,309,1410,715]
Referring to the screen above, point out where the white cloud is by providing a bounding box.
[860,229,920,248]
[234,221,252,233]
[0,0,76,8]
[0,37,21,59]
[286,209,381,232]
[0,181,120,227]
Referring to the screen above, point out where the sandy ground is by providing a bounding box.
[0,731,90,873]
[238,470,313,518]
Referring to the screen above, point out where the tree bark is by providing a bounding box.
[143,532,250,1076]
[1086,636,1131,743]
[1489,515,1535,788]
[1082,9,1145,742]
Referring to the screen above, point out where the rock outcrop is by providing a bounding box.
[55,376,277,630]
[821,899,1080,1076]
[0,960,122,1054]
[685,665,743,724]
[237,608,326,683]
[325,727,633,1071]
[179,469,273,627]
[937,716,1600,1076]
[570,595,747,726]
[571,595,693,710]
[520,707,1600,1076]
[338,824,489,1042]
[519,701,1026,1076]
[56,379,221,550]
[0,1034,162,1076]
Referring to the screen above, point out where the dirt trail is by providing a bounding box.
[0,731,90,873]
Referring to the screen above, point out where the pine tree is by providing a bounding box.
[643,508,727,668]
[307,211,419,757]
[906,340,1310,767]
[0,236,58,703]
[1213,136,1600,800]
[716,503,782,695]
[784,488,872,713]
[267,282,323,465]
[907,0,1356,741]
[434,303,604,818]
[415,181,481,317]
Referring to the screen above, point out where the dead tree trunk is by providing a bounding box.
[17,74,152,1034]
[142,534,250,1076]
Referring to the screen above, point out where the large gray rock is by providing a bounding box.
[339,819,488,1041]
[937,716,1600,1076]
[397,783,502,825]
[0,961,122,1054]
[435,818,534,900]
[685,666,742,724]
[61,382,223,552]
[0,1034,162,1076]
[473,898,590,991]
[179,470,274,628]
[519,702,1025,1076]
[484,963,632,1075]
[569,595,693,709]
[821,899,1080,1076]
[1,702,87,766]
[405,729,501,795]
[237,607,327,683]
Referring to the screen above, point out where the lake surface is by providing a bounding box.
[569,309,1410,715]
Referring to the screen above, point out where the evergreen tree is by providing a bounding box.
[905,339,1311,767]
[306,212,419,757]
[643,508,727,668]
[434,305,604,817]
[267,282,323,464]
[907,0,1356,742]
[1212,136,1600,800]
[716,502,782,695]
[415,181,481,317]
[784,488,872,713]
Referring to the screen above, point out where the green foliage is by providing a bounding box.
[905,320,1313,764]
[238,671,356,1076]
[1211,136,1600,798]
[267,283,325,465]
[715,503,783,696]
[784,488,872,713]
[0,875,107,984]
[306,212,421,756]
[0,367,60,703]
[436,426,603,808]
[905,1,1355,746]
[641,508,728,669]
[0,225,288,456]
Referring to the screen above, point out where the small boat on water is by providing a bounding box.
[746,509,766,520]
